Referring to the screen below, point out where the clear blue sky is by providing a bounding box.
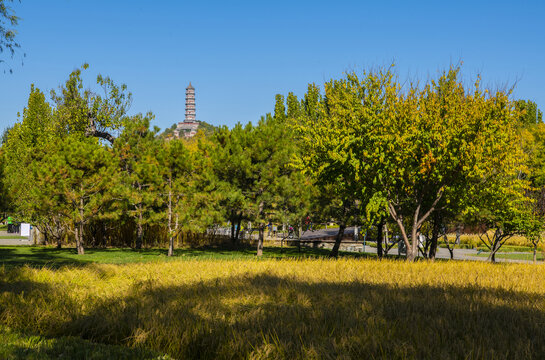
[1,0,544,131]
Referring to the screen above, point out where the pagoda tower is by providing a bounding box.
[174,82,199,138]
[185,82,196,122]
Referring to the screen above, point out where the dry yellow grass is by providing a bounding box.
[445,233,544,250]
[1,259,545,359]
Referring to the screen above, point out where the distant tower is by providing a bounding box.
[185,82,196,122]
[174,82,199,138]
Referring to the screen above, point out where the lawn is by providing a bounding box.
[1,246,545,359]
[0,245,371,269]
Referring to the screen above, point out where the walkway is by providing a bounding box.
[291,227,538,264]
[0,230,31,246]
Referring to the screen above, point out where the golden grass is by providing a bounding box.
[2,259,545,359]
[445,233,544,250]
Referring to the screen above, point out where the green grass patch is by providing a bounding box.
[0,244,372,269]
[475,245,535,253]
[0,236,29,240]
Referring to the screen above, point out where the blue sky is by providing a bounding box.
[1,0,544,131]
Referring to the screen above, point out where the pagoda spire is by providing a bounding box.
[185,82,196,122]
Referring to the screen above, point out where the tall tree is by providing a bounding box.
[34,135,116,254]
[157,138,193,256]
[2,85,59,232]
[464,174,541,262]
[372,68,525,261]
[211,111,303,256]
[293,66,526,261]
[515,99,543,127]
[114,114,162,249]
[292,71,395,257]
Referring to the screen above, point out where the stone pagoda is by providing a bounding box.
[174,82,200,138]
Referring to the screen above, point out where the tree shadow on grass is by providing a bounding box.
[0,326,169,360]
[173,243,376,260]
[0,247,94,269]
[4,271,543,359]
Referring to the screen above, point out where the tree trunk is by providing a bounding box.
[256,201,264,256]
[257,226,264,257]
[455,225,461,245]
[167,180,174,257]
[388,204,412,261]
[329,223,346,258]
[488,239,499,263]
[406,226,419,262]
[75,226,79,253]
[230,216,236,243]
[383,225,390,255]
[41,230,48,246]
[175,205,179,248]
[428,217,440,261]
[75,223,85,255]
[136,204,143,249]
[533,243,537,263]
[76,198,85,255]
[444,235,454,260]
[377,218,384,259]
[77,221,85,255]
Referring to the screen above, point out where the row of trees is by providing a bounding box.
[293,67,544,261]
[1,64,544,261]
[0,65,308,256]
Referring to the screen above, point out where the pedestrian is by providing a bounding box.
[304,216,313,232]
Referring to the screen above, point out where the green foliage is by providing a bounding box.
[114,114,162,248]
[197,121,217,137]
[211,115,305,227]
[2,85,55,221]
[33,135,116,253]
[292,65,538,260]
[515,99,543,127]
[2,63,544,261]
[0,0,20,73]
[160,121,217,139]
[50,64,132,142]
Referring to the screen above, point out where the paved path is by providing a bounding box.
[292,227,537,264]
[0,230,31,246]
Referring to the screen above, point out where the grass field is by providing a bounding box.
[0,245,370,269]
[0,325,171,359]
[1,246,545,359]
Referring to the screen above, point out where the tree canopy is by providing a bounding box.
[1,64,543,262]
